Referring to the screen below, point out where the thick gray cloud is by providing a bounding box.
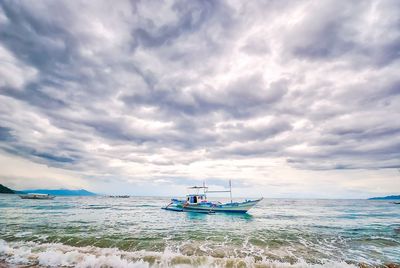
[0,0,399,195]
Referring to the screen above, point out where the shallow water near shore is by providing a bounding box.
[0,195,399,267]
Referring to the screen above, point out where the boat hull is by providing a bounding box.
[163,198,262,214]
[183,199,262,213]
[19,195,55,200]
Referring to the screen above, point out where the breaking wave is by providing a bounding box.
[0,239,361,268]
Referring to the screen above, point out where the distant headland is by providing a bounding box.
[0,184,15,194]
[0,184,96,196]
[368,195,400,200]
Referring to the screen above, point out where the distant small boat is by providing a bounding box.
[108,195,130,198]
[162,181,262,214]
[19,193,55,200]
[391,201,400,204]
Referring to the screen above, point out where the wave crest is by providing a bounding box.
[0,239,362,268]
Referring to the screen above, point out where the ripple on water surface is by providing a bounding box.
[0,196,399,267]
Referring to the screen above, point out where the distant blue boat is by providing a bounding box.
[162,181,262,214]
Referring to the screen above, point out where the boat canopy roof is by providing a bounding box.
[188,186,208,189]
[186,194,206,197]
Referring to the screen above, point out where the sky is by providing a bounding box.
[0,0,399,198]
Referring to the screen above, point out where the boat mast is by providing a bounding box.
[229,179,232,203]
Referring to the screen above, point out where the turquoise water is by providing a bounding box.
[0,195,399,267]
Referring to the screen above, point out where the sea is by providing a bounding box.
[0,195,399,267]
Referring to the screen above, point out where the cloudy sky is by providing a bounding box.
[0,0,399,198]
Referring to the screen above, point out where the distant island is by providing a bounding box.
[368,195,400,200]
[0,184,96,196]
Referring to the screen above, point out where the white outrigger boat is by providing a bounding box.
[162,181,262,214]
[19,193,55,200]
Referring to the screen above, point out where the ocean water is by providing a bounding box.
[0,195,399,268]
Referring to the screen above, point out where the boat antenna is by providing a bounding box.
[203,181,206,195]
[229,179,232,203]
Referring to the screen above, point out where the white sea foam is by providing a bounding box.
[14,231,33,238]
[0,239,359,268]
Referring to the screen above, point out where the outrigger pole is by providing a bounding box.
[202,180,233,203]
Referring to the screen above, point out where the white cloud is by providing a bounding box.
[0,152,88,190]
[0,0,399,196]
[0,45,38,89]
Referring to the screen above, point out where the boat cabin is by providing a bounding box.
[186,194,207,204]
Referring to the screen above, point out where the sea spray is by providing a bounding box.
[0,240,361,268]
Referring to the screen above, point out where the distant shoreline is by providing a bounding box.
[368,195,400,200]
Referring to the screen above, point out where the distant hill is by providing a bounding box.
[22,189,97,196]
[368,195,400,200]
[0,184,15,194]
